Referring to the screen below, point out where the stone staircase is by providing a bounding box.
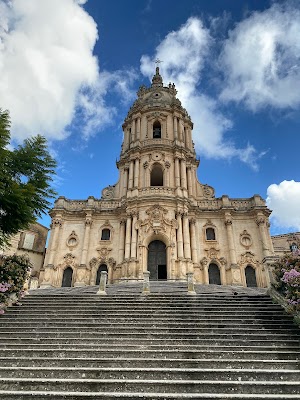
[0,282,300,399]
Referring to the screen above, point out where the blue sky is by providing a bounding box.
[0,0,300,235]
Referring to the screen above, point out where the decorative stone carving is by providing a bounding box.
[165,160,171,169]
[63,253,76,267]
[66,231,78,250]
[51,218,62,228]
[200,257,208,266]
[152,152,162,161]
[240,230,252,249]
[97,247,112,261]
[143,161,149,169]
[89,257,98,268]
[240,251,259,266]
[202,185,215,198]
[101,185,115,199]
[138,205,177,235]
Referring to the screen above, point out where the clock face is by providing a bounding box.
[152,92,162,100]
[152,152,162,161]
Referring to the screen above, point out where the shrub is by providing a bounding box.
[0,254,32,314]
[273,249,300,310]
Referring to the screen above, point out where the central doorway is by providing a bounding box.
[147,240,167,280]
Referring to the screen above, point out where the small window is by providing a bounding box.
[101,229,111,241]
[151,164,163,186]
[291,243,298,252]
[22,233,35,250]
[153,121,161,138]
[206,228,216,241]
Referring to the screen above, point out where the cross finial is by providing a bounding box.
[155,58,162,66]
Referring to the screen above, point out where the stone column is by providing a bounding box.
[174,158,180,187]
[124,215,132,259]
[118,220,126,263]
[143,161,149,187]
[187,167,193,196]
[201,261,209,284]
[176,213,184,258]
[48,218,62,266]
[173,116,178,139]
[123,167,128,196]
[136,117,141,141]
[187,272,196,295]
[190,219,198,263]
[142,271,150,294]
[96,271,107,295]
[130,213,138,259]
[131,119,136,142]
[134,158,140,188]
[183,214,191,259]
[180,159,187,189]
[256,214,271,257]
[80,216,92,266]
[128,160,134,189]
[165,162,170,187]
[224,214,237,265]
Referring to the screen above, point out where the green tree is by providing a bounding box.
[0,109,57,248]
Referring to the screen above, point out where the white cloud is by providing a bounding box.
[140,17,260,169]
[220,3,300,111]
[0,0,126,142]
[267,180,300,230]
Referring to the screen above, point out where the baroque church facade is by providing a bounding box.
[40,68,275,289]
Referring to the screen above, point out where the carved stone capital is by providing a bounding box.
[224,218,232,226]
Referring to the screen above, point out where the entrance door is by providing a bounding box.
[208,263,221,285]
[148,240,167,280]
[245,265,257,287]
[96,264,108,285]
[62,267,73,287]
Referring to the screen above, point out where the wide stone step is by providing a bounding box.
[0,348,299,360]
[2,356,299,370]
[17,302,276,308]
[1,340,299,348]
[0,332,300,349]
[0,366,299,381]
[1,391,300,400]
[1,378,300,394]
[0,319,299,338]
[2,343,300,352]
[1,391,299,400]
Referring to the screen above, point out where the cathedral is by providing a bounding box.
[40,68,275,289]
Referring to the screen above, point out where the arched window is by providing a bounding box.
[62,266,73,287]
[206,227,216,241]
[96,264,108,285]
[153,121,161,138]
[245,265,257,287]
[151,164,163,186]
[101,228,111,240]
[209,263,221,285]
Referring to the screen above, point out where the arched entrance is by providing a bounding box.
[245,265,257,287]
[147,240,167,280]
[209,263,221,285]
[62,267,73,287]
[96,264,108,285]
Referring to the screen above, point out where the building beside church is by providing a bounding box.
[40,68,276,289]
[1,222,48,288]
[272,232,300,258]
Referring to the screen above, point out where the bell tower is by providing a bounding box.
[116,66,204,201]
